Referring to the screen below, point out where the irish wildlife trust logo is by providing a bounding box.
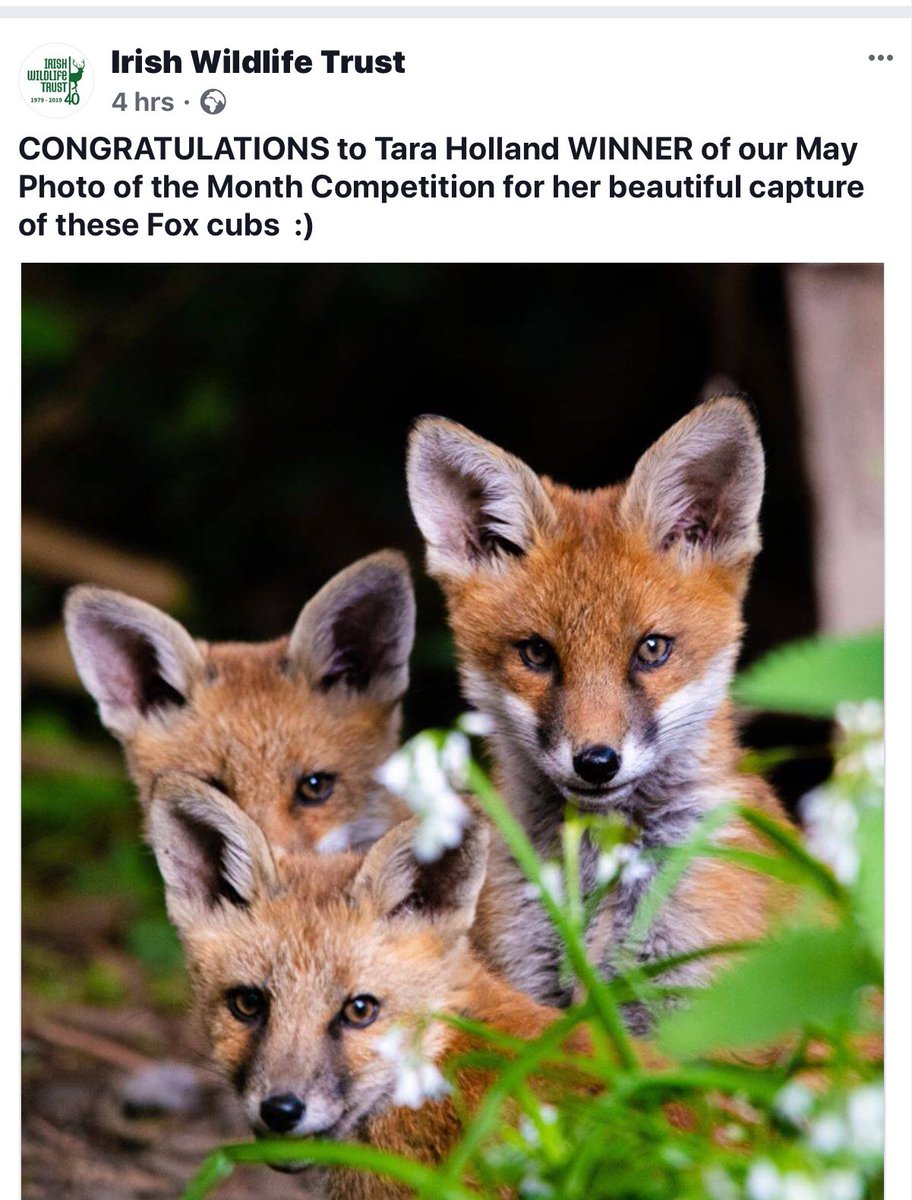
[20,44,94,117]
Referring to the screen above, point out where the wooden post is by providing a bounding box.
[785,264,883,633]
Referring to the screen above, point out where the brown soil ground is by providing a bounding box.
[22,999,306,1200]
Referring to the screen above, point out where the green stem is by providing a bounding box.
[615,1064,785,1102]
[625,805,735,958]
[702,845,823,886]
[182,1138,476,1200]
[182,1151,234,1200]
[562,814,585,935]
[636,939,756,979]
[737,804,847,904]
[467,763,637,1072]
[443,1003,591,1178]
[740,745,832,774]
[434,1010,529,1052]
[606,938,756,1006]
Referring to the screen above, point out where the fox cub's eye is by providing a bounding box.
[295,771,336,806]
[517,637,556,672]
[226,986,268,1023]
[634,635,674,669]
[339,994,380,1029]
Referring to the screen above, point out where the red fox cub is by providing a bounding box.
[147,775,596,1200]
[64,552,415,855]
[407,398,789,1009]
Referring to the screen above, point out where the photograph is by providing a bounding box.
[22,263,884,1200]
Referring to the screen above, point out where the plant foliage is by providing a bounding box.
[182,632,884,1200]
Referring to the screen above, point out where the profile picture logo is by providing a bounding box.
[200,89,226,115]
[20,43,93,117]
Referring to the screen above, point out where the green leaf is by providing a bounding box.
[466,761,637,1071]
[737,805,846,903]
[413,629,456,669]
[21,300,79,365]
[22,772,132,827]
[181,1150,234,1200]
[172,379,235,442]
[82,959,128,1006]
[733,630,883,716]
[181,1138,475,1200]
[74,837,161,903]
[854,805,884,964]
[657,925,875,1057]
[625,805,735,957]
[127,915,184,974]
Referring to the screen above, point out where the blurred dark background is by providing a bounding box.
[21,264,883,1196]
[22,264,828,715]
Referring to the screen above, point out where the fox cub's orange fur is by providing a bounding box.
[148,775,591,1200]
[65,552,415,854]
[407,398,789,1009]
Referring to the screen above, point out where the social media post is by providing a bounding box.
[2,17,908,260]
[6,10,908,1200]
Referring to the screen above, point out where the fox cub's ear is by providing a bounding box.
[621,396,765,567]
[407,417,555,580]
[352,811,490,938]
[64,588,205,740]
[147,773,278,933]
[288,551,415,705]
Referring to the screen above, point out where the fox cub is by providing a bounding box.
[64,551,415,854]
[407,397,789,1007]
[148,774,590,1200]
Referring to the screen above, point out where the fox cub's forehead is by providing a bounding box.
[199,876,363,977]
[199,863,452,997]
[201,639,302,700]
[195,642,386,737]
[460,517,677,640]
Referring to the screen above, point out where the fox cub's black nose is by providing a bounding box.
[260,1093,305,1133]
[573,745,621,786]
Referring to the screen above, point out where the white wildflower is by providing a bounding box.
[781,1174,823,1200]
[519,1115,540,1146]
[775,1081,815,1124]
[596,843,626,884]
[411,796,469,863]
[839,738,885,788]
[596,842,651,888]
[822,1170,864,1200]
[835,700,884,787]
[536,862,565,906]
[375,1025,408,1059]
[519,1174,553,1198]
[835,700,883,740]
[703,1166,738,1200]
[621,852,652,886]
[860,737,884,786]
[801,786,860,884]
[375,747,412,795]
[375,1026,451,1109]
[413,732,448,792]
[746,1160,781,1200]
[376,733,470,862]
[846,1084,883,1155]
[456,710,494,737]
[519,1103,558,1147]
[808,1113,849,1154]
[440,730,471,789]
[481,1144,516,1172]
[660,1144,692,1170]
